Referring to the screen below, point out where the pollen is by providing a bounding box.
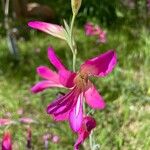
[74,72,88,91]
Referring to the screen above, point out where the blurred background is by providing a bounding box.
[0,0,150,149]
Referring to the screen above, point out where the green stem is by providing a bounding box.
[70,14,77,72]
[73,50,77,72]
[89,130,94,150]
[70,14,76,38]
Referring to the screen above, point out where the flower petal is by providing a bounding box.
[69,93,83,132]
[47,87,77,115]
[47,47,76,88]
[28,21,66,40]
[74,116,96,150]
[37,66,59,81]
[47,47,66,71]
[59,70,76,88]
[84,84,105,109]
[31,81,63,93]
[81,50,117,77]
[52,112,69,121]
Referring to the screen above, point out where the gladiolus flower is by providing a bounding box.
[32,47,117,132]
[84,22,107,43]
[2,131,12,150]
[74,116,96,150]
[28,21,66,40]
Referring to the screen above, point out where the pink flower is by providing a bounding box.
[28,21,66,40]
[74,116,96,150]
[84,22,107,43]
[98,30,106,43]
[19,117,35,124]
[32,47,117,132]
[52,135,59,143]
[2,131,12,150]
[0,119,13,126]
[84,23,100,36]
[43,133,52,141]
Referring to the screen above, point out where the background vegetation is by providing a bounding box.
[0,0,150,149]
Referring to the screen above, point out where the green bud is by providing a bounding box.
[71,0,82,15]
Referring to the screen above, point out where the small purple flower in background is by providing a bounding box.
[32,47,117,133]
[43,133,52,150]
[2,131,12,150]
[84,22,107,43]
[19,117,35,124]
[52,135,60,143]
[0,119,13,126]
[43,133,52,141]
[74,116,96,150]
[98,30,106,43]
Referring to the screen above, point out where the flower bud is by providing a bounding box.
[71,0,82,15]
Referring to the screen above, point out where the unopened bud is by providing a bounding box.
[71,0,82,15]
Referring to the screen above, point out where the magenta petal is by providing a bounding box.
[74,132,88,150]
[84,22,94,35]
[31,81,63,93]
[59,70,76,88]
[69,93,83,132]
[37,66,59,81]
[81,50,117,77]
[28,21,66,40]
[52,111,69,121]
[47,47,66,71]
[74,116,96,150]
[47,87,78,115]
[84,84,105,109]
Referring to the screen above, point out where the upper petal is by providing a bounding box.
[81,50,117,77]
[59,70,76,88]
[69,93,83,132]
[47,47,66,71]
[47,47,76,88]
[28,21,66,40]
[84,84,105,109]
[31,80,63,93]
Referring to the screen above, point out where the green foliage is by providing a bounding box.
[0,25,150,149]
